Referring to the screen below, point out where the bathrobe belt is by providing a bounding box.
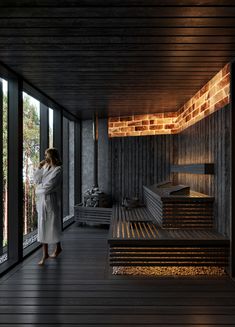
[41,192,56,221]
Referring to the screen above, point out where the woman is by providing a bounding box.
[34,148,63,265]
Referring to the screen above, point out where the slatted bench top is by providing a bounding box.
[109,205,157,240]
[143,185,214,201]
[108,205,229,245]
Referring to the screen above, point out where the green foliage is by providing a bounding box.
[2,93,40,182]
[23,95,40,172]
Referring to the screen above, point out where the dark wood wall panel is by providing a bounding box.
[110,135,173,203]
[110,106,230,237]
[176,105,231,237]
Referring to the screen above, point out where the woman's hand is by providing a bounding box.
[38,160,46,169]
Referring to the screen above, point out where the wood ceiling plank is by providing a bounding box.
[2,27,235,37]
[0,58,228,66]
[1,0,235,6]
[0,53,230,64]
[9,65,221,72]
[1,7,235,18]
[0,44,234,51]
[2,17,235,28]
[14,71,219,77]
[0,36,234,43]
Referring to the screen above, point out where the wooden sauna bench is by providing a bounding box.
[108,205,229,267]
[143,182,214,229]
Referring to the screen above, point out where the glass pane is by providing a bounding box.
[69,121,75,215]
[63,118,75,225]
[63,117,69,219]
[23,92,40,249]
[49,108,54,148]
[0,78,8,265]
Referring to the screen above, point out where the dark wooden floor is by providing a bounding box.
[1,223,235,326]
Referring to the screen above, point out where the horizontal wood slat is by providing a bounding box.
[74,204,112,225]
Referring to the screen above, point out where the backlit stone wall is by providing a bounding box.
[108,63,230,137]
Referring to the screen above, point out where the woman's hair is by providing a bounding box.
[45,148,62,166]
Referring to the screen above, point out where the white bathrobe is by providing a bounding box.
[34,165,62,244]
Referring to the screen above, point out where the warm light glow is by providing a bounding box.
[113,266,226,276]
[108,63,230,137]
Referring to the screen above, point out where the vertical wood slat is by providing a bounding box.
[0,81,3,256]
[129,137,132,198]
[110,135,173,203]
[218,109,222,234]
[230,61,235,277]
[214,109,218,232]
[171,132,178,184]
[224,107,230,240]
[138,137,142,200]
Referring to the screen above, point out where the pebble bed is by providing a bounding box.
[113,266,226,277]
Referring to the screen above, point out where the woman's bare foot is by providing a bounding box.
[38,255,49,266]
[50,247,62,258]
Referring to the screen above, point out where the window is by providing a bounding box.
[63,118,75,225]
[49,108,54,148]
[22,92,40,249]
[0,78,8,265]
[0,65,80,275]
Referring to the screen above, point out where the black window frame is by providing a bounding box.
[0,62,81,277]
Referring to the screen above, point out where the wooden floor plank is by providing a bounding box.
[3,325,235,327]
[1,290,235,298]
[1,305,235,315]
[3,322,234,327]
[1,314,235,324]
[2,284,235,291]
